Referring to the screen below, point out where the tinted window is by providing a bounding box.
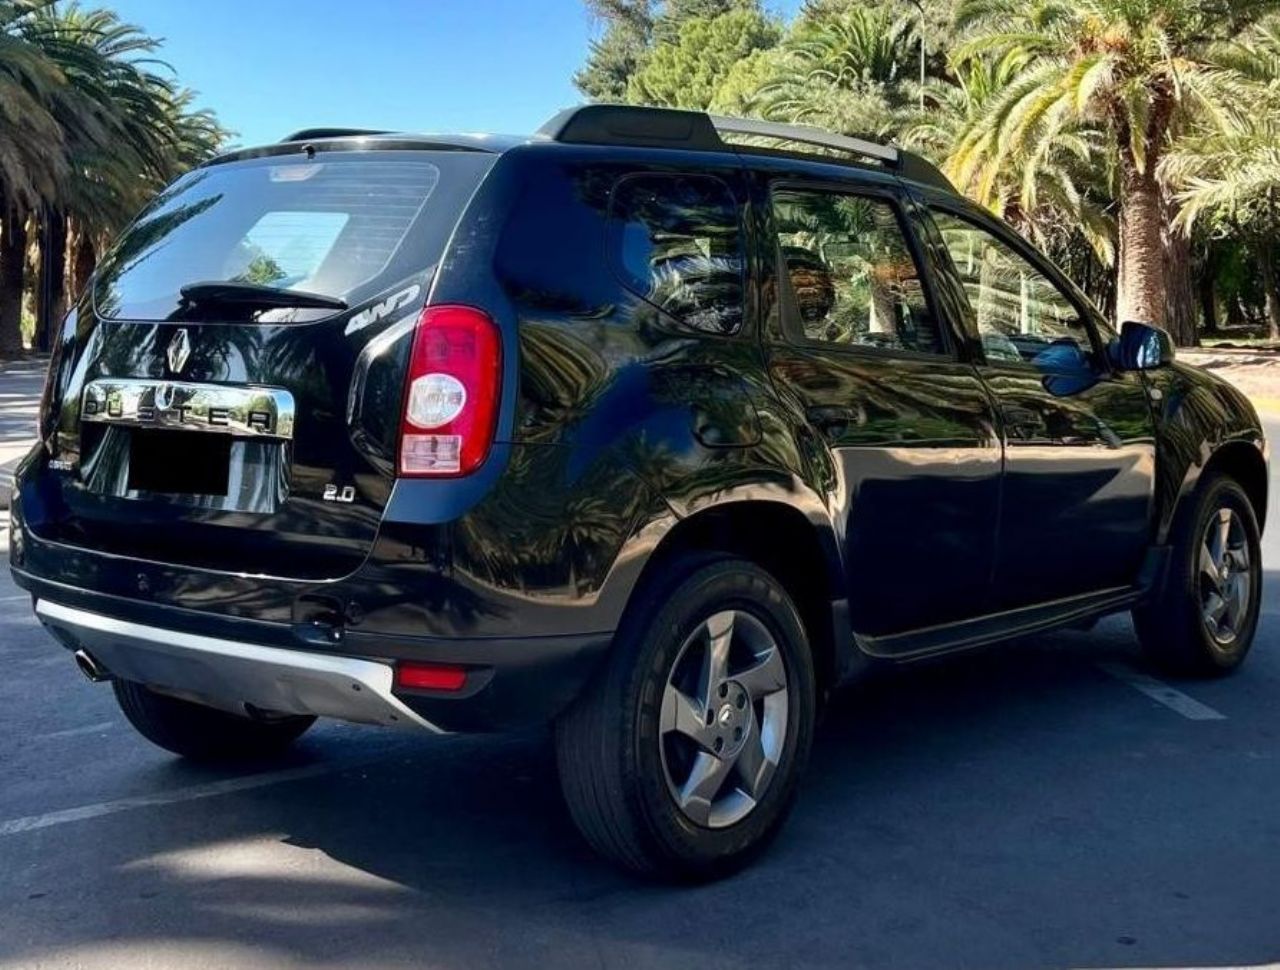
[608,174,745,334]
[773,188,943,355]
[931,210,1095,367]
[94,151,495,321]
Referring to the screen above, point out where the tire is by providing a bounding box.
[1134,472,1263,677]
[556,555,817,881]
[112,679,315,762]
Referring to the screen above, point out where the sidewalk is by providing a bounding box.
[1178,348,1280,415]
[0,358,47,546]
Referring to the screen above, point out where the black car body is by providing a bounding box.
[10,106,1267,877]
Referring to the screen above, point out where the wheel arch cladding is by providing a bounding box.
[1201,440,1268,532]
[626,501,847,694]
[1149,365,1268,543]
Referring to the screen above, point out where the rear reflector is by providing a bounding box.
[399,305,501,477]
[395,662,468,692]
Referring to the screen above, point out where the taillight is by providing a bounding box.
[398,305,501,477]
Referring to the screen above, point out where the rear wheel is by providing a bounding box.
[113,679,315,761]
[1134,473,1262,676]
[556,556,816,880]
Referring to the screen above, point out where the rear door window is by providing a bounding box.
[607,173,745,335]
[772,187,946,356]
[94,150,495,322]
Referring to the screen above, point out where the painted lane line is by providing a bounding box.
[0,755,387,837]
[1098,662,1227,721]
[0,594,30,602]
[34,721,116,741]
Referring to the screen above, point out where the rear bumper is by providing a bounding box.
[37,599,440,731]
[22,579,613,732]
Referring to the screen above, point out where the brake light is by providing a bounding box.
[399,305,501,477]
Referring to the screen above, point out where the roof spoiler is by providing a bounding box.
[538,104,954,192]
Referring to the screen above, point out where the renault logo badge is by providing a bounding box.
[167,328,192,374]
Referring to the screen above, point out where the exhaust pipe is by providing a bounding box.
[73,649,111,683]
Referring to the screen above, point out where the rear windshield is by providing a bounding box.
[93,150,495,322]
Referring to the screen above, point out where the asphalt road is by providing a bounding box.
[2,400,1279,968]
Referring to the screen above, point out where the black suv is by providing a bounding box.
[10,106,1267,879]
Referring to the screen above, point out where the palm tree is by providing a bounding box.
[907,53,1115,269]
[0,0,67,353]
[725,6,913,137]
[1160,15,1280,339]
[0,0,227,354]
[29,3,228,345]
[951,0,1266,336]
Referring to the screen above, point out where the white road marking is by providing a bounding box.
[0,757,383,837]
[0,594,29,602]
[1098,662,1227,721]
[34,721,116,741]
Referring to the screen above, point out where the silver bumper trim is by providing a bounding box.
[35,599,441,732]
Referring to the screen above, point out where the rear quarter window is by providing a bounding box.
[606,173,745,335]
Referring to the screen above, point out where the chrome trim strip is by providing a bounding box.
[81,379,295,440]
[709,115,899,163]
[35,599,441,732]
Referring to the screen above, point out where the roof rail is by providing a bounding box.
[280,127,392,143]
[708,115,898,163]
[538,105,954,192]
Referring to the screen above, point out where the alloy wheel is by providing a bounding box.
[1199,507,1253,646]
[659,609,789,829]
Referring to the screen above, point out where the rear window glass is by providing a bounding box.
[94,150,494,321]
[607,174,745,335]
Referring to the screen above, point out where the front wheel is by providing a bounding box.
[556,556,816,880]
[1134,473,1262,677]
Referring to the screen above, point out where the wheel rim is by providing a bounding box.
[658,609,789,829]
[1199,506,1253,646]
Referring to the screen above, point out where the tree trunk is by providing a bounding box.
[1116,164,1167,329]
[1226,295,1246,327]
[1160,190,1198,347]
[0,207,28,355]
[1198,269,1218,334]
[1260,243,1280,343]
[71,230,96,301]
[35,210,69,351]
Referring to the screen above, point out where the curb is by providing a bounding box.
[1247,396,1280,417]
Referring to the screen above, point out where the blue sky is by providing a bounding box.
[109,0,806,149]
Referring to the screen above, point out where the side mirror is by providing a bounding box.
[1115,320,1175,371]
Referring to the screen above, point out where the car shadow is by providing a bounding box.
[6,607,1279,969]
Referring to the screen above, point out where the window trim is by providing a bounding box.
[924,202,1110,371]
[604,170,750,339]
[767,179,960,362]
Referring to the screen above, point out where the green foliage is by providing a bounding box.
[576,0,768,101]
[235,254,287,287]
[626,7,781,109]
[736,5,913,135]
[0,0,229,351]
[651,0,759,44]
[1162,14,1280,232]
[1,1,228,225]
[575,17,649,100]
